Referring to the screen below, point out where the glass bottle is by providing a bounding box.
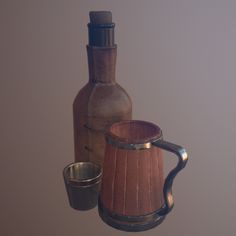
[73,11,132,166]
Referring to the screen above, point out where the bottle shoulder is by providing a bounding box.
[90,82,132,116]
[73,83,93,107]
[93,82,131,100]
[74,82,132,116]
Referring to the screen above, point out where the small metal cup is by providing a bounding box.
[63,162,102,210]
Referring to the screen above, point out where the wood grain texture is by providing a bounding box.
[100,121,164,216]
[73,46,132,166]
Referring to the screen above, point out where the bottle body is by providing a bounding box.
[73,82,132,166]
[73,46,132,166]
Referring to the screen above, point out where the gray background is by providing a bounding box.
[1,0,235,235]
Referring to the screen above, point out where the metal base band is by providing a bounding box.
[98,198,166,232]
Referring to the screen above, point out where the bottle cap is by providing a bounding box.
[88,11,115,47]
[89,11,112,25]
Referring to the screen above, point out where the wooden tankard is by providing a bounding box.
[99,120,188,232]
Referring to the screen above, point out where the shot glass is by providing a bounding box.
[63,162,102,210]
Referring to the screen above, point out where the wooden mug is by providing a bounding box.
[98,120,188,231]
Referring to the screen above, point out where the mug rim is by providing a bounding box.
[105,120,163,150]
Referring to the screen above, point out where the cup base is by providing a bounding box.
[98,198,166,232]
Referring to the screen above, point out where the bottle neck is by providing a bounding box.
[88,23,115,47]
[87,12,116,84]
[87,45,117,84]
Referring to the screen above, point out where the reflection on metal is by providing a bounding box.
[152,140,188,215]
[105,135,162,150]
[63,162,102,210]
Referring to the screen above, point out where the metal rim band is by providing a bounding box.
[98,198,166,232]
[98,197,165,222]
[105,135,163,150]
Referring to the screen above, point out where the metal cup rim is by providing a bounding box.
[63,162,102,186]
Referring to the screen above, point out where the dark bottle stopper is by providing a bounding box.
[88,11,115,47]
[89,11,112,24]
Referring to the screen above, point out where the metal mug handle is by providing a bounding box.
[152,139,188,216]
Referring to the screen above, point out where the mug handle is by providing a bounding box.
[152,139,188,216]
